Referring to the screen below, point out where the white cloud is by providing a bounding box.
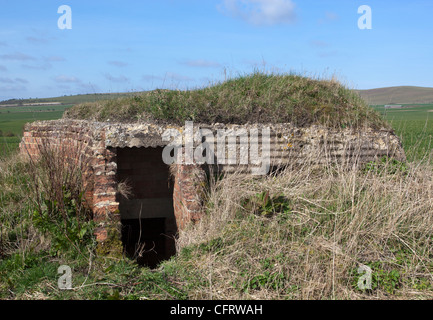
[55,75,81,83]
[181,59,221,68]
[21,62,52,70]
[104,73,129,83]
[318,50,338,58]
[310,40,330,48]
[0,52,36,61]
[142,74,163,82]
[0,77,28,84]
[15,78,28,84]
[26,36,49,44]
[108,61,128,67]
[44,56,66,62]
[166,72,194,82]
[0,77,14,84]
[56,84,71,90]
[0,85,26,92]
[318,11,339,24]
[219,0,297,25]
[325,11,338,21]
[143,73,193,83]
[77,83,100,93]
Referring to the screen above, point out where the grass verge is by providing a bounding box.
[2,150,432,299]
[173,157,433,299]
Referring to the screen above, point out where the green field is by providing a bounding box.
[0,105,72,158]
[1,101,432,161]
[0,92,140,107]
[371,104,433,161]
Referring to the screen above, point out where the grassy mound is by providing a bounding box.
[64,72,388,129]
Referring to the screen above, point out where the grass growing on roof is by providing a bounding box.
[64,72,388,129]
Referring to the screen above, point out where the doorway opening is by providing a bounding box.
[116,147,177,268]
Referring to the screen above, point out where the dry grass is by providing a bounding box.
[174,155,433,300]
[23,137,91,221]
[0,136,93,261]
[0,153,42,257]
[117,179,134,200]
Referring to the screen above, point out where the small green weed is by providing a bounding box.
[363,156,408,175]
[240,191,291,218]
[351,261,402,294]
[32,189,95,257]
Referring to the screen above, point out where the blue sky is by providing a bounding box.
[0,0,432,100]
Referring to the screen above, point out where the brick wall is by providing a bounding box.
[20,121,96,205]
[20,119,406,259]
[19,121,121,254]
[19,120,207,258]
[172,164,207,229]
[91,144,120,244]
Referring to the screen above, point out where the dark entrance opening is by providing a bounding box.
[116,147,177,268]
[121,218,172,268]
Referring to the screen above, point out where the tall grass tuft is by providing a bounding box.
[23,138,90,223]
[1,137,95,260]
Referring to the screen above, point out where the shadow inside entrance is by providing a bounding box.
[121,218,176,269]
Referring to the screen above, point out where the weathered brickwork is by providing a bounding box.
[19,120,210,256]
[172,164,207,229]
[20,121,96,205]
[19,120,121,254]
[20,119,406,257]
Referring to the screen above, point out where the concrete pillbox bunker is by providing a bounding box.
[20,119,405,267]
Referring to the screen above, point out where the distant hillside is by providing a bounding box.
[357,86,433,105]
[0,92,140,107]
[3,85,433,109]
